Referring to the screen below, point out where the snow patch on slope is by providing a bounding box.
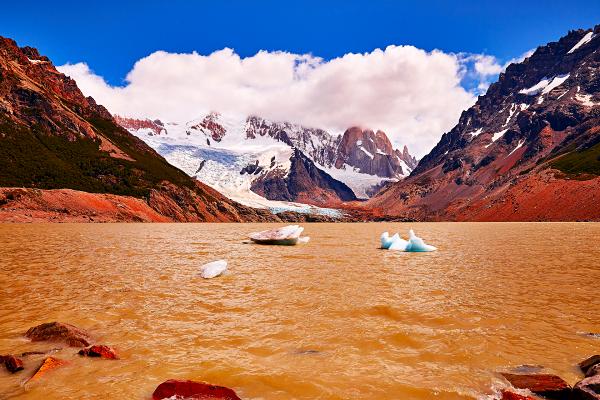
[568,31,595,54]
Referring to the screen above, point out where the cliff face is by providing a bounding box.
[0,36,277,222]
[369,26,600,221]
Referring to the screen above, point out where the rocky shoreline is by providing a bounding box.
[2,321,599,399]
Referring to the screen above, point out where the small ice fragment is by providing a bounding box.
[297,236,310,244]
[200,260,228,279]
[405,229,437,252]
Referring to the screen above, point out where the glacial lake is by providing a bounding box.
[0,223,599,399]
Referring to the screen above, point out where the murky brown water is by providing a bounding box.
[0,223,599,399]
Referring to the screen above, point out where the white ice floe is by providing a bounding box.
[200,260,228,279]
[249,225,309,245]
[380,229,436,252]
[568,31,596,54]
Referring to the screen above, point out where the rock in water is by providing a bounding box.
[573,374,600,399]
[1,355,24,373]
[249,225,308,245]
[78,345,118,359]
[152,379,241,400]
[579,355,600,376]
[201,260,228,279]
[27,357,67,383]
[501,391,539,400]
[25,322,91,347]
[501,373,571,400]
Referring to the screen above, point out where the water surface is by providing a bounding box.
[1,223,599,399]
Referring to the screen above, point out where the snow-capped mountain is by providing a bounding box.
[369,25,600,221]
[115,113,417,207]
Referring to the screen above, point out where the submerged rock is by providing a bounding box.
[573,374,600,399]
[501,373,571,400]
[27,357,67,383]
[78,345,118,359]
[249,225,309,245]
[152,379,241,400]
[200,260,228,279]
[501,391,539,400]
[1,355,24,373]
[25,322,91,347]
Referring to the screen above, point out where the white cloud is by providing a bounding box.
[58,46,501,158]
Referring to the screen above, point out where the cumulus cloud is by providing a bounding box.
[58,46,509,157]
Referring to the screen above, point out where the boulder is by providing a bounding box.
[501,390,539,400]
[500,373,571,400]
[587,364,600,378]
[25,322,91,347]
[78,345,118,359]
[27,357,67,383]
[1,355,24,373]
[152,379,241,400]
[580,355,600,376]
[572,374,600,400]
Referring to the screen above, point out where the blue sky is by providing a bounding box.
[2,0,599,85]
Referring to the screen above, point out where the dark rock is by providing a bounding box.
[587,364,600,378]
[152,379,241,400]
[573,374,600,399]
[580,355,600,375]
[78,345,118,359]
[1,355,24,373]
[501,373,571,400]
[25,322,91,347]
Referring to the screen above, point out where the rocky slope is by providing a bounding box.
[369,26,600,221]
[0,36,278,222]
[117,113,417,205]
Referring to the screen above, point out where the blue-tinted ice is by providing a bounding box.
[381,229,436,252]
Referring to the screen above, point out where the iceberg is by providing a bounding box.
[200,260,228,279]
[380,229,437,252]
[405,229,437,252]
[249,225,309,245]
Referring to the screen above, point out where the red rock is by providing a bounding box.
[78,345,118,359]
[152,379,241,400]
[1,355,24,373]
[501,373,571,400]
[501,390,539,400]
[26,357,67,383]
[25,322,91,347]
[572,374,600,399]
[580,355,600,376]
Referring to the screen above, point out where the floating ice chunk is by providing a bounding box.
[388,236,408,251]
[297,236,310,244]
[200,260,228,279]
[249,225,308,245]
[380,232,400,249]
[405,229,437,252]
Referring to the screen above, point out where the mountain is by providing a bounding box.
[369,26,600,221]
[0,36,279,222]
[116,112,417,207]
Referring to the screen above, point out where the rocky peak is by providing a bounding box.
[189,112,226,142]
[335,127,416,177]
[114,115,166,136]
